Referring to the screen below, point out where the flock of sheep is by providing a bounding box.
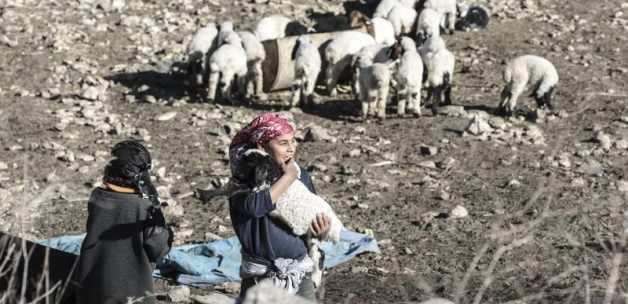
[184,0,560,119]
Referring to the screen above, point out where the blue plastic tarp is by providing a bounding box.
[38,229,379,286]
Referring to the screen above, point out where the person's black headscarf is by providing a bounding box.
[103,140,160,207]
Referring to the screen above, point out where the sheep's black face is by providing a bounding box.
[235,149,282,190]
[187,51,205,86]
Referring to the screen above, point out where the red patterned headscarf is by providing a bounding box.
[229,112,295,178]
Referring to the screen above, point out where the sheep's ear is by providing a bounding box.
[291,39,301,60]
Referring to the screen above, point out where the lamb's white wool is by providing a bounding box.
[499,55,559,115]
[207,32,248,103]
[398,0,418,9]
[269,165,343,288]
[291,35,321,107]
[424,0,457,34]
[323,31,376,96]
[358,60,394,119]
[386,4,418,36]
[369,17,396,46]
[416,8,441,43]
[420,36,455,108]
[186,24,219,89]
[373,0,399,18]
[395,37,424,116]
[352,43,396,99]
[237,31,266,98]
[217,21,235,46]
[255,15,291,41]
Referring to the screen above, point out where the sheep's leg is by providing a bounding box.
[544,86,555,110]
[290,78,302,107]
[308,238,323,288]
[352,68,361,101]
[499,84,512,115]
[207,71,219,102]
[325,62,339,97]
[360,89,369,120]
[397,86,406,115]
[377,86,389,119]
[508,81,526,115]
[220,72,234,103]
[447,12,456,34]
[305,75,317,106]
[413,85,422,116]
[253,61,264,98]
[444,83,452,105]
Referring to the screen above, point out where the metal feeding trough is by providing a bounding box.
[261,27,369,92]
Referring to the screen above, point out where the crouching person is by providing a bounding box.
[76,140,173,304]
[228,113,331,303]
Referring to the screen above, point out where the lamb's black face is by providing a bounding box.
[187,52,205,86]
[236,149,282,189]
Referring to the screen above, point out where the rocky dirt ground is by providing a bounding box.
[1,0,628,303]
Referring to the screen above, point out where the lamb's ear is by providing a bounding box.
[291,38,301,60]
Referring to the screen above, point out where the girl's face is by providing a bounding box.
[260,132,297,166]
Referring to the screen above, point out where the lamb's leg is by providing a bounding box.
[413,86,422,116]
[254,61,264,98]
[207,71,219,102]
[352,68,361,101]
[291,78,303,107]
[508,81,526,115]
[377,85,389,119]
[220,72,235,104]
[397,85,406,115]
[308,238,322,288]
[447,12,456,34]
[499,84,512,115]
[325,62,339,97]
[305,74,317,106]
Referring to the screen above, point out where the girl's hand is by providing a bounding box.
[282,159,299,179]
[311,213,331,237]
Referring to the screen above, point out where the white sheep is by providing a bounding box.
[424,0,457,34]
[217,21,235,46]
[398,0,418,9]
[349,11,396,47]
[415,7,441,43]
[386,4,418,36]
[419,36,455,109]
[207,32,248,103]
[395,37,424,116]
[351,43,399,100]
[255,15,291,41]
[237,31,266,99]
[349,11,395,45]
[291,35,321,107]
[323,31,376,96]
[185,23,219,96]
[499,55,558,116]
[373,0,399,18]
[358,60,394,119]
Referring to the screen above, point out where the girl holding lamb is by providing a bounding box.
[228,113,331,303]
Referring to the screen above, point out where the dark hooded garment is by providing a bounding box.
[76,140,171,304]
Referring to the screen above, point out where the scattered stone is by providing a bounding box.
[595,131,612,150]
[507,179,521,187]
[615,139,628,150]
[488,116,507,130]
[191,293,235,304]
[450,205,468,218]
[420,145,438,156]
[157,111,177,121]
[436,105,467,117]
[167,285,191,303]
[466,114,492,135]
[617,180,628,192]
[576,159,603,175]
[347,149,361,157]
[419,298,455,304]
[437,189,450,200]
[571,177,586,187]
[303,125,335,142]
[557,152,571,168]
[438,157,456,169]
[418,161,437,169]
[351,266,369,273]
[0,162,7,171]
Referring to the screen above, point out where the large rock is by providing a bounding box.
[303,125,336,143]
[466,114,492,135]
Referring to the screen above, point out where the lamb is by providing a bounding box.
[395,37,424,116]
[207,32,248,103]
[424,0,457,34]
[357,60,395,119]
[255,15,291,41]
[349,11,396,46]
[238,149,344,288]
[415,7,441,44]
[291,35,321,107]
[323,31,376,96]
[237,31,266,99]
[185,23,218,99]
[419,35,455,110]
[386,4,418,36]
[351,42,400,100]
[217,21,235,46]
[498,55,559,116]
